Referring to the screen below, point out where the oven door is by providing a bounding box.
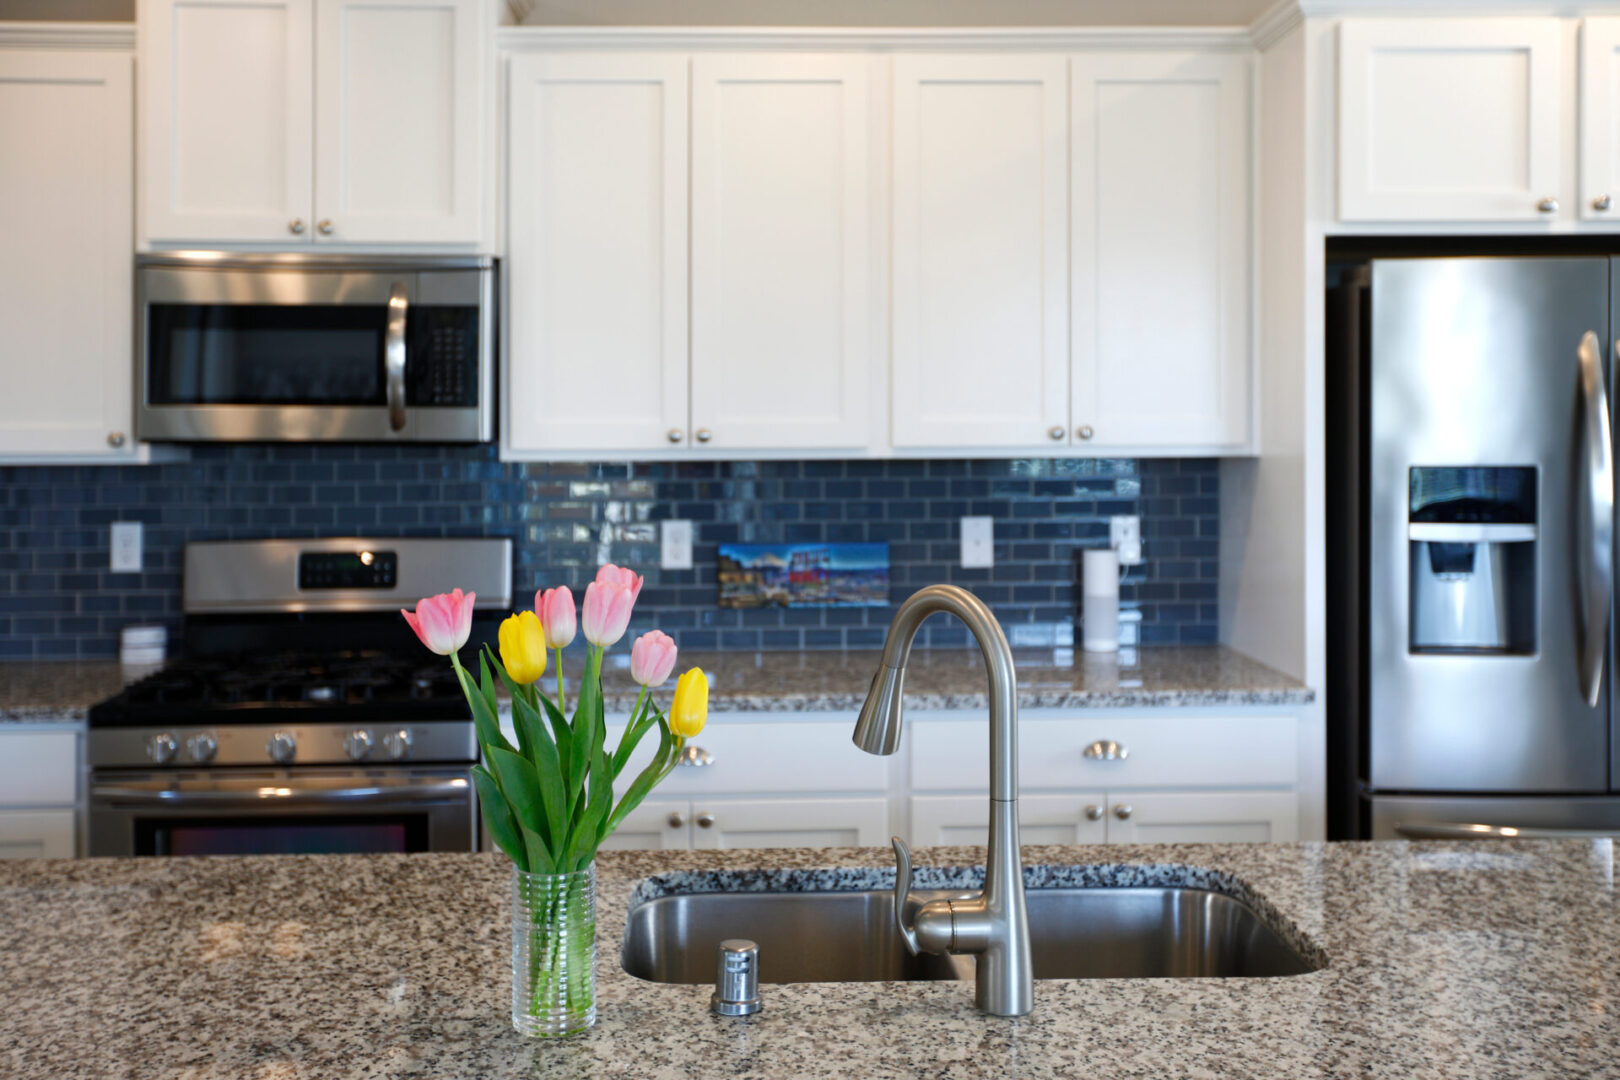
[136,256,494,443]
[88,768,476,856]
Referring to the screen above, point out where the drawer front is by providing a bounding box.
[909,713,1298,791]
[609,720,888,796]
[0,809,75,859]
[0,732,77,807]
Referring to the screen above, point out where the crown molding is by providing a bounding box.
[496,24,1256,52]
[1249,1,1304,49]
[0,21,134,50]
[1295,0,1620,13]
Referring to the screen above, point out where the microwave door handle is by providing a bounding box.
[1575,332,1614,707]
[385,281,409,432]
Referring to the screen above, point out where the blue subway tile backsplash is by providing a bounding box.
[0,446,1219,660]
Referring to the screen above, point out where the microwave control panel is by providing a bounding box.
[408,307,479,407]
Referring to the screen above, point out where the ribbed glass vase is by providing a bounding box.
[511,863,596,1037]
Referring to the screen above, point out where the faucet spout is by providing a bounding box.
[853,584,1033,1017]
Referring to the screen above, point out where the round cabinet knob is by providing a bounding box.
[288,218,305,235]
[343,729,374,761]
[695,429,713,443]
[1077,425,1095,441]
[1048,425,1065,441]
[267,731,297,764]
[1085,804,1104,822]
[1596,194,1614,212]
[146,732,178,765]
[184,732,218,763]
[382,729,413,761]
[667,811,686,828]
[1113,804,1133,821]
[1538,197,1559,214]
[696,812,716,829]
[316,219,334,236]
[667,428,684,443]
[106,431,126,448]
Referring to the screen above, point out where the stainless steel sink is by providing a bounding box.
[621,886,1318,984]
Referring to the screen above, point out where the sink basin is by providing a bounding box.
[621,886,1319,984]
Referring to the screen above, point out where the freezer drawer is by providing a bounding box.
[1366,794,1620,840]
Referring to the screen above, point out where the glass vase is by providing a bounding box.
[511,863,596,1037]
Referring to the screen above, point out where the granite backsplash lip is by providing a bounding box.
[0,645,1311,723]
[2,839,1613,1079]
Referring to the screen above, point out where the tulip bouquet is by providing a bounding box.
[401,564,708,1036]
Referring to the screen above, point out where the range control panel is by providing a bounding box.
[298,550,398,590]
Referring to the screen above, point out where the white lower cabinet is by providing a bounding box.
[689,797,887,850]
[1102,791,1298,844]
[0,730,79,859]
[911,793,1107,847]
[0,811,75,859]
[597,798,692,852]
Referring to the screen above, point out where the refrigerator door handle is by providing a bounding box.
[1575,331,1613,707]
[1395,821,1619,840]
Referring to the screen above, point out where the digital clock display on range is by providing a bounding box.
[297,550,398,590]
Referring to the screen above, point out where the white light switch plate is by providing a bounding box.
[1109,515,1142,566]
[110,521,143,572]
[661,519,693,570]
[960,516,994,568]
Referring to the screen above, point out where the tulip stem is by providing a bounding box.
[554,647,566,714]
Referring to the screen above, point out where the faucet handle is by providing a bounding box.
[891,836,921,956]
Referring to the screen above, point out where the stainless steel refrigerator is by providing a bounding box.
[1327,254,1620,840]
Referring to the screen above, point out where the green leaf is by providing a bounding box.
[522,825,555,875]
[455,663,514,758]
[566,649,602,803]
[602,718,675,842]
[488,745,549,853]
[568,742,613,871]
[611,704,663,781]
[538,692,572,781]
[470,765,527,871]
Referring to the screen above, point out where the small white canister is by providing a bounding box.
[1081,547,1120,654]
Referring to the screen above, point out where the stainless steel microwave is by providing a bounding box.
[136,253,495,442]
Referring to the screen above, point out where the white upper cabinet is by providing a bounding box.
[505,52,688,454]
[0,50,136,459]
[690,54,872,451]
[141,0,313,243]
[141,0,486,246]
[1070,51,1250,450]
[1581,18,1620,222]
[313,0,484,243]
[1337,18,1562,222]
[890,54,1069,450]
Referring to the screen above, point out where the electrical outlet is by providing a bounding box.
[1110,515,1143,566]
[960,516,994,568]
[110,521,143,572]
[660,519,693,570]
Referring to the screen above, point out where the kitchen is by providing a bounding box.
[0,0,1616,1076]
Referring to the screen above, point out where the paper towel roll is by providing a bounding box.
[1082,547,1119,653]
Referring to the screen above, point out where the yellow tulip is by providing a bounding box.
[498,610,548,685]
[669,668,708,738]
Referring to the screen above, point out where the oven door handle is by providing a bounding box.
[385,280,410,432]
[1395,821,1619,840]
[91,778,469,808]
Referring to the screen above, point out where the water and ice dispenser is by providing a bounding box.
[1407,467,1538,654]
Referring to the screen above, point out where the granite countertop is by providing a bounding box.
[0,660,145,725]
[1,840,1613,1078]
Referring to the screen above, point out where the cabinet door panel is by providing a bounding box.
[1581,18,1620,222]
[910,794,1106,848]
[142,0,313,242]
[506,53,688,452]
[1105,791,1298,845]
[596,799,691,851]
[892,54,1068,449]
[690,797,888,850]
[313,0,483,243]
[0,811,75,859]
[1338,18,1561,222]
[1071,52,1249,449]
[0,51,134,458]
[607,719,887,798]
[690,54,871,450]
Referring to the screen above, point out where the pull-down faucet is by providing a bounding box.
[852,584,1033,1017]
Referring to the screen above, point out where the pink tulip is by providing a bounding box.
[595,563,644,602]
[535,586,576,649]
[581,580,636,647]
[401,589,475,656]
[630,630,678,687]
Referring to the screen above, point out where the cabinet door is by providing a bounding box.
[1071,52,1249,449]
[690,54,871,450]
[1338,18,1562,222]
[1104,791,1298,845]
[1581,18,1620,222]
[313,0,484,243]
[141,0,314,242]
[689,797,888,850]
[506,53,688,453]
[910,794,1107,847]
[0,811,75,859]
[0,52,135,458]
[891,55,1068,449]
[597,798,691,851]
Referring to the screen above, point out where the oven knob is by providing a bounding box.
[382,729,413,761]
[185,732,218,763]
[343,729,374,761]
[267,731,297,764]
[145,733,178,765]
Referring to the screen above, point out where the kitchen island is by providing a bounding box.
[2,839,1613,1078]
